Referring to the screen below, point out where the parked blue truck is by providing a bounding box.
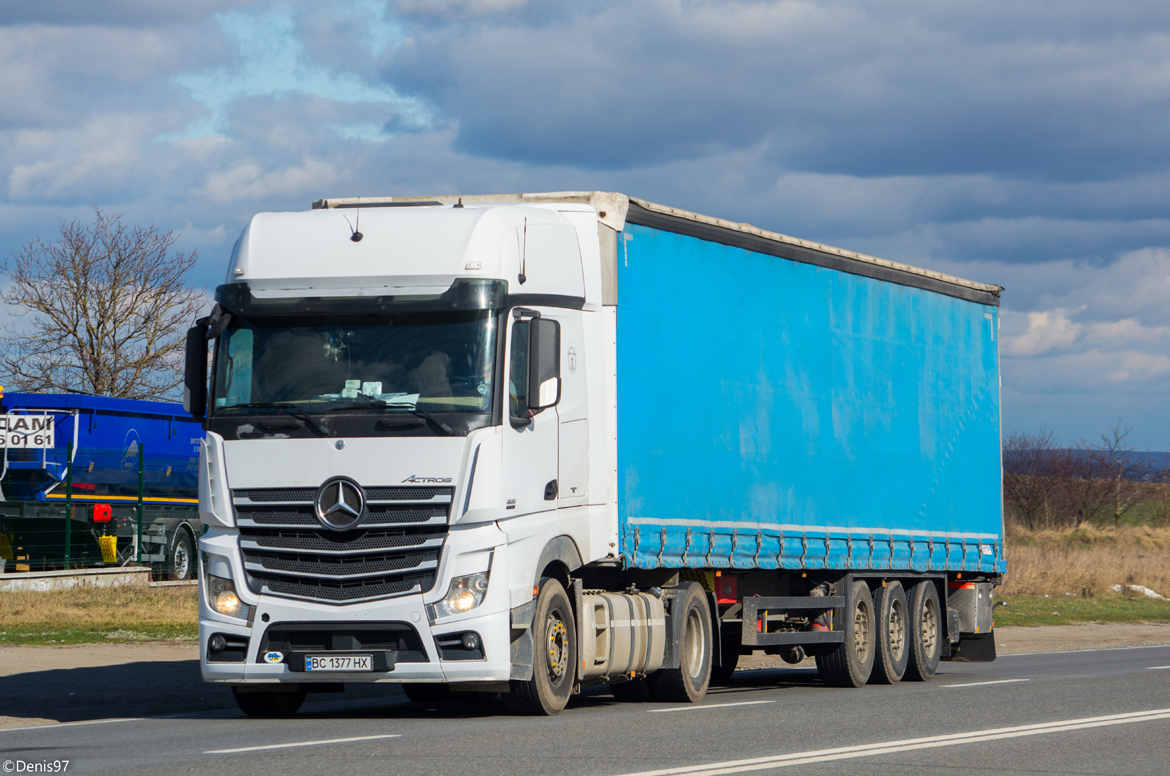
[185,192,1004,716]
[0,392,204,578]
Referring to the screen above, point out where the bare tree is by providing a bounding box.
[1002,430,1071,530]
[1057,449,1112,529]
[1088,422,1151,530]
[1,208,203,399]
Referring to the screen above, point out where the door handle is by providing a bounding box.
[544,480,558,500]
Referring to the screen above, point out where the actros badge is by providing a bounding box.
[315,477,366,530]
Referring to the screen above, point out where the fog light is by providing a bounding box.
[461,632,480,651]
[433,572,490,619]
[209,634,227,653]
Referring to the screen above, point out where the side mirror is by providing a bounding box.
[526,318,561,411]
[183,324,208,418]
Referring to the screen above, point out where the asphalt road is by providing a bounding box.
[3,645,1170,776]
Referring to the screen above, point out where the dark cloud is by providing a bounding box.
[380,0,1170,180]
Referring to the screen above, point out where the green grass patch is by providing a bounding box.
[0,585,198,644]
[997,594,1170,626]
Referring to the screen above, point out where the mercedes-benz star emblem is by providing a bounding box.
[315,477,366,530]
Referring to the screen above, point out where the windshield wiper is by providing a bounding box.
[223,402,332,437]
[326,397,453,435]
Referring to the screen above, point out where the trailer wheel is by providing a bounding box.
[232,687,305,717]
[649,582,712,703]
[871,581,909,684]
[167,530,194,581]
[905,581,941,682]
[815,581,875,688]
[505,578,576,715]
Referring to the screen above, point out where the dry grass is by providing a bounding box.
[1003,524,1170,598]
[0,584,197,643]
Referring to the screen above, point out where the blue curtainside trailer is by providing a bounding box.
[0,392,204,578]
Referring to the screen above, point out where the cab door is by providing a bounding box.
[501,310,559,517]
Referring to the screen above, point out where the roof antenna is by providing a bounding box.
[518,218,527,285]
[348,197,363,242]
[453,198,463,209]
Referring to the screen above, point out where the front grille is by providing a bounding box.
[234,485,453,605]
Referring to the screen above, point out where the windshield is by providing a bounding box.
[211,310,498,426]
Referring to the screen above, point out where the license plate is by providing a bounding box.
[304,654,373,672]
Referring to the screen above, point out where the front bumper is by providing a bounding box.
[200,523,513,686]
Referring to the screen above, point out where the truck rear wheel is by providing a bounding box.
[232,687,305,717]
[815,581,875,688]
[505,578,576,715]
[905,581,941,681]
[648,582,712,703]
[167,530,194,581]
[871,581,909,684]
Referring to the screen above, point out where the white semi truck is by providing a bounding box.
[186,192,1004,716]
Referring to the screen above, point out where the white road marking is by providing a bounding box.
[945,678,1030,688]
[205,733,401,754]
[611,708,1170,776]
[1147,666,1170,670]
[648,701,775,713]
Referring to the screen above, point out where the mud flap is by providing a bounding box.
[509,599,536,680]
[945,631,997,662]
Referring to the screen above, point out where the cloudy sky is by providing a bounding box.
[2,0,1170,447]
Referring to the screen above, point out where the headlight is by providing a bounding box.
[205,572,253,621]
[433,572,490,619]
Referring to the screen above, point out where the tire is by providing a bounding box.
[505,578,577,715]
[815,581,875,688]
[167,530,194,581]
[871,581,909,684]
[232,687,305,717]
[711,630,740,684]
[609,678,655,702]
[905,580,942,682]
[648,582,712,703]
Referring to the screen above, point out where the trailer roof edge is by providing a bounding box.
[312,192,1003,306]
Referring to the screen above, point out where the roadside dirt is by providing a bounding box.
[4,622,1169,728]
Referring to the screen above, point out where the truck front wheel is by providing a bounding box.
[815,580,875,688]
[649,582,712,703]
[506,578,577,715]
[905,581,941,681]
[232,687,305,717]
